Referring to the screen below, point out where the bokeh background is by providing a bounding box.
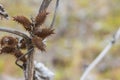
[0,0,120,80]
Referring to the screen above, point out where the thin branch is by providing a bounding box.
[39,0,59,28]
[50,0,59,28]
[80,28,120,80]
[15,48,34,69]
[39,0,52,13]
[0,27,29,40]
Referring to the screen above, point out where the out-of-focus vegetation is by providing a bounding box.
[0,0,120,80]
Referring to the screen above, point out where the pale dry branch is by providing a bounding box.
[0,27,29,39]
[39,0,52,13]
[50,0,59,28]
[80,28,120,80]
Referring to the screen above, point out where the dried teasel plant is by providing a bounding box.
[13,9,54,51]
[0,9,55,69]
[0,0,59,79]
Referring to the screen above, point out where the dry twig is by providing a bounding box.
[80,28,120,80]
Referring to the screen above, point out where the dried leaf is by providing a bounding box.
[13,16,32,31]
[35,10,49,27]
[34,27,54,39]
[32,36,45,51]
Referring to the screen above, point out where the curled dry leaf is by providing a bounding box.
[32,36,45,51]
[35,10,49,27]
[13,16,32,31]
[34,27,54,39]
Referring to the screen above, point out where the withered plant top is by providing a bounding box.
[0,9,54,68]
[12,10,54,51]
[0,0,59,79]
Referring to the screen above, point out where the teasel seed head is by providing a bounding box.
[34,27,54,39]
[13,16,32,31]
[0,36,18,47]
[35,10,49,27]
[32,36,46,51]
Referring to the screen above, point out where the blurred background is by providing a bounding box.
[0,0,120,80]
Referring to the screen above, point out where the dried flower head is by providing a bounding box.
[32,36,45,51]
[0,36,26,63]
[34,27,54,39]
[35,10,49,27]
[13,16,32,31]
[1,36,18,47]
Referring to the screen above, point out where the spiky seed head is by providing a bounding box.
[35,10,49,27]
[1,36,18,47]
[13,16,32,31]
[34,27,54,39]
[32,36,46,51]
